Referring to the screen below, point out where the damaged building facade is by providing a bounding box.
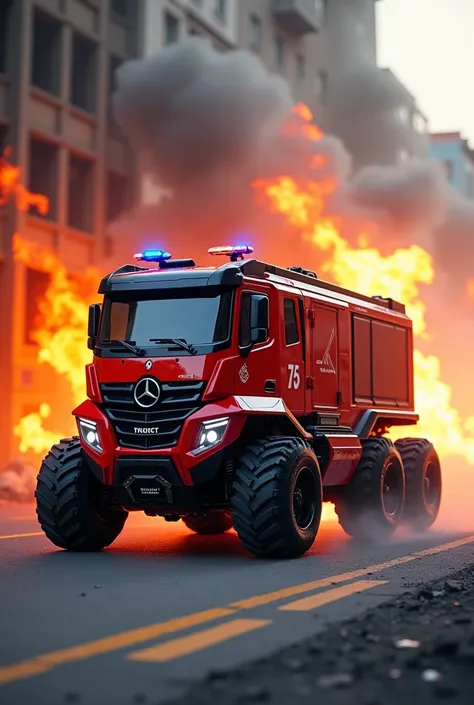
[0,0,142,469]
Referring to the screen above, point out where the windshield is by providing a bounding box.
[98,291,233,354]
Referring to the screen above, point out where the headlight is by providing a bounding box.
[193,417,230,454]
[77,418,103,453]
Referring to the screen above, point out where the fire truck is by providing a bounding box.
[35,246,442,558]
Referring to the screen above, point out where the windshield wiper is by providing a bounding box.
[149,338,198,356]
[105,339,146,357]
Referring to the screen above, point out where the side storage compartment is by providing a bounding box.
[351,315,413,408]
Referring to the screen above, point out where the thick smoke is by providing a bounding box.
[110,36,474,294]
[110,37,351,257]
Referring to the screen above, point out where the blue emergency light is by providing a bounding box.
[208,245,254,262]
[134,249,172,263]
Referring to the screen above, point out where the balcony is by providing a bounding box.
[272,0,321,35]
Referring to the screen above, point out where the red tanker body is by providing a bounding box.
[35,246,442,558]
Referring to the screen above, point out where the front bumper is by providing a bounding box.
[73,396,246,489]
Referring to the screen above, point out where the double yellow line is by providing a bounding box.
[1,534,473,686]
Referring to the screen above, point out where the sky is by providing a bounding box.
[377,0,474,143]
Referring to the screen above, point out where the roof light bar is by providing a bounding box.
[134,249,172,263]
[208,245,254,262]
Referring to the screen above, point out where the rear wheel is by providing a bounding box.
[395,438,442,531]
[231,436,322,559]
[335,437,405,540]
[35,437,128,551]
[182,511,234,535]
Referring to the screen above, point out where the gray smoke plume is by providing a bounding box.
[114,37,293,190]
[110,37,474,289]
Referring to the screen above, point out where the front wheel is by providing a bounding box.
[35,437,128,551]
[231,436,323,559]
[182,511,234,535]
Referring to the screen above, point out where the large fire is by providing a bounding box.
[2,105,474,522]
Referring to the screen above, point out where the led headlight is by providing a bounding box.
[78,418,103,453]
[194,417,230,454]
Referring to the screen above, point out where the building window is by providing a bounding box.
[398,149,410,162]
[164,12,179,44]
[0,1,13,74]
[106,171,131,222]
[296,54,306,79]
[68,154,93,231]
[443,160,454,182]
[284,299,299,345]
[397,106,410,125]
[413,113,427,134]
[28,137,58,219]
[275,37,285,73]
[31,10,61,96]
[214,0,227,23]
[321,0,329,25]
[249,15,261,51]
[111,0,129,18]
[316,70,328,105]
[108,55,123,123]
[71,33,97,113]
[0,124,7,153]
[24,268,50,345]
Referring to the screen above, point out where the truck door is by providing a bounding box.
[310,304,340,410]
[280,295,305,415]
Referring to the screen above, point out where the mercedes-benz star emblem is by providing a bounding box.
[133,377,161,408]
[145,360,153,371]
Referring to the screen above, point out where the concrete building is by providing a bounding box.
[430,132,474,198]
[0,0,142,468]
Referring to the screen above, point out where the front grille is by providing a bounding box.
[100,380,206,449]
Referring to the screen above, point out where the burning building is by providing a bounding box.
[0,0,141,470]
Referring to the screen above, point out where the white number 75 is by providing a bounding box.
[288,364,301,389]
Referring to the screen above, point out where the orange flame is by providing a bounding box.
[0,147,49,215]
[467,278,474,300]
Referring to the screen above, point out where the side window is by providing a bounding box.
[239,292,269,347]
[284,298,299,345]
[239,293,251,347]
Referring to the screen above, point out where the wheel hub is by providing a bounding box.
[292,466,317,532]
[382,461,403,518]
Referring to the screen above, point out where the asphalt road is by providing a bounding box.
[1,501,474,705]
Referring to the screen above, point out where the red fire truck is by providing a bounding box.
[35,246,442,558]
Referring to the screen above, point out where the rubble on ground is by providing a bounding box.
[163,564,474,705]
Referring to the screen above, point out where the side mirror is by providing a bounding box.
[87,304,101,351]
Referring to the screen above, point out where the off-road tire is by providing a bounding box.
[231,436,322,559]
[395,438,442,532]
[182,511,234,535]
[35,437,128,551]
[334,437,405,541]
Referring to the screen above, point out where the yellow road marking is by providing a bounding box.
[0,608,236,686]
[279,580,387,612]
[0,534,473,686]
[231,535,474,609]
[128,619,271,662]
[0,532,43,541]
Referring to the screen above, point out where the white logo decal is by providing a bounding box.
[145,360,153,371]
[316,328,336,375]
[288,364,301,389]
[239,364,250,384]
